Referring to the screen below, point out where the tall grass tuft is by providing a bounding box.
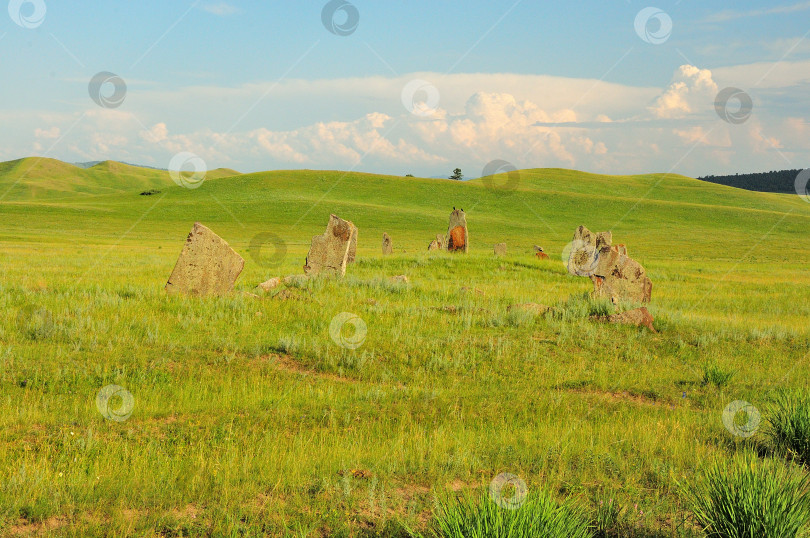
[681,456,810,538]
[422,488,593,538]
[552,292,615,321]
[701,362,736,388]
[592,494,625,537]
[766,390,810,465]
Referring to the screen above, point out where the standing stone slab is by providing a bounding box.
[494,243,507,256]
[165,222,245,296]
[446,209,468,253]
[382,233,393,255]
[304,214,357,277]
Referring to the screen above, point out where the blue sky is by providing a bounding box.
[2,0,809,177]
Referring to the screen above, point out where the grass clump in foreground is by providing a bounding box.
[419,488,592,538]
[767,390,810,465]
[701,362,736,389]
[681,455,810,538]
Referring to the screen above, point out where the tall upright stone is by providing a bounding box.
[304,215,357,277]
[446,209,468,253]
[382,233,393,255]
[165,222,245,296]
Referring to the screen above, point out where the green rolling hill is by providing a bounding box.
[1,158,807,264]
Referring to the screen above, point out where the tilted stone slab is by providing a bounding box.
[304,214,357,277]
[165,222,245,296]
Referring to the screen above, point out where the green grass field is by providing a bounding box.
[1,157,810,536]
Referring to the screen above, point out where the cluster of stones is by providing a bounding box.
[427,209,468,252]
[164,216,655,332]
[566,225,652,304]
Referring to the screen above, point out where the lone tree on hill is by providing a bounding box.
[449,168,463,181]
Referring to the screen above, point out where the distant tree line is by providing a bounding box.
[697,169,806,194]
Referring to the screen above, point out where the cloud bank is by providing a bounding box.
[9,60,810,178]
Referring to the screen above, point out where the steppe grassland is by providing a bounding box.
[1,163,809,535]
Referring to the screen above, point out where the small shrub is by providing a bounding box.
[421,488,592,538]
[766,390,810,465]
[681,455,810,538]
[701,362,736,388]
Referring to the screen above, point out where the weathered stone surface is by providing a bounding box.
[165,222,244,296]
[567,225,652,304]
[567,225,599,277]
[446,209,468,253]
[507,303,551,315]
[428,234,443,251]
[494,243,507,256]
[304,214,357,277]
[604,307,656,332]
[257,277,281,292]
[382,233,393,255]
[347,226,358,263]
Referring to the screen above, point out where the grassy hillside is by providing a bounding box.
[1,160,809,536]
[0,157,240,201]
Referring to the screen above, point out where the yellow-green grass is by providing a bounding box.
[1,159,809,536]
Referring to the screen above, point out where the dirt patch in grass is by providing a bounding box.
[9,515,68,536]
[268,354,357,384]
[564,387,672,408]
